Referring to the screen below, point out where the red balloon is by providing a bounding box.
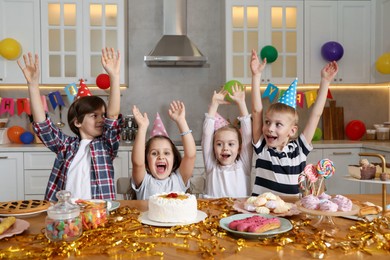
[96,73,110,89]
[7,126,25,144]
[345,120,366,140]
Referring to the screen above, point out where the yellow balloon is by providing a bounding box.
[0,38,22,60]
[376,53,390,74]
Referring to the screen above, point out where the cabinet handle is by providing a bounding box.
[332,152,352,155]
[0,156,8,159]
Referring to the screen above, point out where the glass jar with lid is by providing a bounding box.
[45,190,82,242]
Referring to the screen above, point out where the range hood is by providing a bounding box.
[144,0,207,67]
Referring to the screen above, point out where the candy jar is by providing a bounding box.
[45,190,82,242]
[78,199,108,230]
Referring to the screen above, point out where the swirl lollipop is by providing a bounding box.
[304,164,319,195]
[298,173,306,193]
[316,159,335,195]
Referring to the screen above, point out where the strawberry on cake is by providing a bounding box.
[148,192,197,223]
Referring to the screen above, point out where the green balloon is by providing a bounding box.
[223,80,244,102]
[260,45,278,63]
[313,127,322,141]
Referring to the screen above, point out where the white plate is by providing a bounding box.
[0,208,48,218]
[0,218,30,239]
[139,210,207,227]
[219,213,293,239]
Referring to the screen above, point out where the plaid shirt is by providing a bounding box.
[33,115,122,202]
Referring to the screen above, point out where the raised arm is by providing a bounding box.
[101,47,121,119]
[131,105,149,187]
[207,89,229,117]
[168,101,196,185]
[228,83,248,117]
[250,49,267,143]
[303,61,338,143]
[17,53,45,123]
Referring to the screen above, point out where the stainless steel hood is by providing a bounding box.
[144,0,207,67]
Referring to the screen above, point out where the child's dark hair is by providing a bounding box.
[67,96,107,136]
[145,135,182,173]
[214,124,242,161]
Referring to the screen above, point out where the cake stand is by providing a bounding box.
[296,202,359,235]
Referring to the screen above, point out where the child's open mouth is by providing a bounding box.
[156,162,167,174]
[221,154,231,159]
[266,135,277,141]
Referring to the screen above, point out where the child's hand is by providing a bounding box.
[132,105,149,129]
[250,49,267,75]
[101,47,120,76]
[168,100,186,123]
[227,83,245,105]
[17,53,40,86]
[321,61,338,83]
[212,89,230,106]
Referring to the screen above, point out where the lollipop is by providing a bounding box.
[316,159,335,179]
[298,173,306,192]
[303,164,319,195]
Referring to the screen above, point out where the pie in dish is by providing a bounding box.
[0,200,50,214]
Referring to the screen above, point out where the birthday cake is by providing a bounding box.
[148,192,197,223]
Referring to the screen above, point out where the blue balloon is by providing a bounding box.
[20,131,34,144]
[321,41,344,61]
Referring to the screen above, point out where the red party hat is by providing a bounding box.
[214,112,230,131]
[150,112,169,137]
[76,79,92,98]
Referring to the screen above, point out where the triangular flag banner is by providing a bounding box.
[76,79,92,98]
[214,112,230,131]
[151,112,169,138]
[278,78,298,109]
[64,83,78,103]
[17,98,31,115]
[0,98,14,116]
[296,91,304,108]
[41,95,48,112]
[262,83,279,102]
[305,90,318,108]
[327,89,333,99]
[48,91,65,110]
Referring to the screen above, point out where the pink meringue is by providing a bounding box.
[301,194,320,210]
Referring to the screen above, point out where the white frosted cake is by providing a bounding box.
[148,192,197,223]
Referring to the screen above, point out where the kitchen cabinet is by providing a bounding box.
[225,0,304,85]
[372,0,390,83]
[304,0,372,84]
[113,151,130,197]
[40,0,125,85]
[0,0,40,84]
[0,152,24,201]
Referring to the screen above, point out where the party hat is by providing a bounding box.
[278,78,298,109]
[214,112,230,131]
[151,112,169,137]
[76,79,92,98]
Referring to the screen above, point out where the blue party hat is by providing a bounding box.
[278,78,298,109]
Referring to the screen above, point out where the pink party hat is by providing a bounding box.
[151,112,169,137]
[76,79,92,99]
[214,112,230,131]
[278,78,298,109]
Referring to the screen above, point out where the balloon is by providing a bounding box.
[223,80,244,102]
[0,38,22,60]
[7,126,25,144]
[260,45,278,63]
[20,131,34,144]
[321,41,344,61]
[96,73,111,89]
[313,127,322,141]
[375,53,390,74]
[345,120,366,140]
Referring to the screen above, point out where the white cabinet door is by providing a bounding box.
[225,0,304,85]
[40,0,125,84]
[0,152,24,201]
[322,148,362,195]
[113,151,129,197]
[0,0,40,84]
[304,1,372,84]
[307,148,323,165]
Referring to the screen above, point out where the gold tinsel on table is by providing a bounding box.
[1,198,390,259]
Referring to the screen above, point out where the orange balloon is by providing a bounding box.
[7,126,25,144]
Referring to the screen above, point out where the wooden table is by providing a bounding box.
[0,194,389,259]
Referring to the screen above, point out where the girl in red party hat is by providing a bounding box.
[17,47,122,202]
[131,101,196,200]
[202,84,252,198]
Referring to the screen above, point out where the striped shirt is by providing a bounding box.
[252,133,312,196]
[33,115,122,202]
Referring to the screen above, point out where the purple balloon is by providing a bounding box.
[321,41,344,61]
